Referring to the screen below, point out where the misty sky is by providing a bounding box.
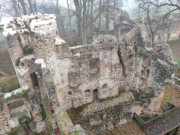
[0,0,138,20]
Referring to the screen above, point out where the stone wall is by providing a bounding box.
[79,92,134,135]
[0,12,176,135]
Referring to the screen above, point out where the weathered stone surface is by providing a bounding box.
[79,92,134,135]
[0,12,176,135]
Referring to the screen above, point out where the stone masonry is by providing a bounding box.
[0,12,176,134]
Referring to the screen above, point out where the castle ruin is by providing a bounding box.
[0,12,177,135]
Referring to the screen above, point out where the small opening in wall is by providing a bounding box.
[103,84,107,89]
[85,90,90,93]
[93,89,99,101]
[68,92,72,95]
[147,69,150,77]
[40,104,46,119]
[30,72,39,89]
[141,70,144,75]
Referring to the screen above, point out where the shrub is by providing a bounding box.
[23,31,29,35]
[16,58,20,66]
[18,115,31,126]
[0,75,20,93]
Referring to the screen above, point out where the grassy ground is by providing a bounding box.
[0,75,20,93]
[163,39,180,107]
[103,121,145,135]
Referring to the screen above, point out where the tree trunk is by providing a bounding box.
[90,0,94,40]
[56,0,65,36]
[82,0,87,45]
[34,0,37,12]
[74,0,82,36]
[12,0,20,17]
[67,0,73,43]
[27,0,33,13]
[19,0,27,15]
[99,0,102,31]
[147,4,154,46]
[106,0,110,29]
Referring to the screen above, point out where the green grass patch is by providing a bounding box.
[138,51,148,57]
[0,75,20,93]
[7,89,30,101]
[167,39,180,46]
[174,58,180,70]
[18,115,32,126]
[162,94,174,107]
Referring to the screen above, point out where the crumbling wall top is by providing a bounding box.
[1,13,59,37]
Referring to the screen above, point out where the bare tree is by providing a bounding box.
[136,0,175,46]
[74,0,82,36]
[66,0,73,43]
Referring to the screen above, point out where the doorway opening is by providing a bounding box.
[93,89,99,101]
[30,72,39,89]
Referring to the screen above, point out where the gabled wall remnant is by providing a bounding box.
[0,12,176,135]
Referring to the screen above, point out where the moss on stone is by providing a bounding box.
[7,89,31,101]
[16,58,20,66]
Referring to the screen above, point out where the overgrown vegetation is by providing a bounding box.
[8,126,22,135]
[18,115,32,126]
[99,94,119,103]
[138,51,148,57]
[162,94,174,107]
[7,89,30,100]
[16,58,21,66]
[0,76,20,93]
[67,103,91,125]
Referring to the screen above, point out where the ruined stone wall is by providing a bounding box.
[1,13,175,112]
[154,16,180,43]
[1,12,176,135]
[80,92,134,135]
